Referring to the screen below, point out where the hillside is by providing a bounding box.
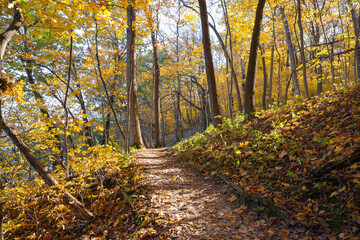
[174,85,360,238]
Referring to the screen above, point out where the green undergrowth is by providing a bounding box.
[1,145,158,240]
[174,85,360,237]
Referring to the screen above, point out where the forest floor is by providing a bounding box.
[134,148,289,239]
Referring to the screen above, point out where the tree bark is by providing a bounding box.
[280,6,300,97]
[0,2,24,63]
[314,0,336,89]
[126,3,144,149]
[180,0,243,113]
[0,201,3,240]
[198,0,222,126]
[244,0,267,116]
[174,3,181,143]
[297,0,310,99]
[259,45,268,110]
[151,29,161,148]
[1,117,93,218]
[349,0,360,83]
[0,2,24,133]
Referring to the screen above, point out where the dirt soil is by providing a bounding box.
[134,148,278,240]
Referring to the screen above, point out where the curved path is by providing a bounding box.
[134,148,265,239]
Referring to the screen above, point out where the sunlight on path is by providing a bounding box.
[134,148,260,239]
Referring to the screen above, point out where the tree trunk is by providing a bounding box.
[151,32,161,147]
[126,3,144,149]
[0,3,24,63]
[160,100,166,146]
[102,95,113,145]
[24,64,65,170]
[349,0,360,83]
[244,0,267,116]
[314,0,336,89]
[297,0,310,99]
[198,0,222,126]
[0,181,3,240]
[180,0,242,113]
[0,2,24,133]
[0,201,3,240]
[259,45,268,110]
[72,64,94,147]
[311,23,323,95]
[280,6,300,97]
[268,8,276,107]
[1,117,93,218]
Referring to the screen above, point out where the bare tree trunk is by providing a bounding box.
[311,22,323,95]
[72,64,94,147]
[276,47,282,105]
[160,100,166,146]
[0,201,3,240]
[102,95,113,145]
[297,0,310,99]
[63,35,73,177]
[174,2,181,143]
[244,0,267,116]
[349,0,360,83]
[0,181,4,240]
[126,3,144,149]
[180,0,243,113]
[198,0,222,126]
[94,22,125,143]
[0,2,24,133]
[1,117,93,218]
[268,9,277,107]
[314,0,336,89]
[259,45,268,110]
[151,29,161,147]
[0,2,24,64]
[280,6,300,97]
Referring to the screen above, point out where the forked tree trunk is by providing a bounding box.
[126,3,144,148]
[198,0,222,126]
[244,0,267,116]
[1,117,93,219]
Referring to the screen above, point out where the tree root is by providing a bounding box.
[216,173,289,224]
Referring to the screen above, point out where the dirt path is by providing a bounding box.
[134,148,264,240]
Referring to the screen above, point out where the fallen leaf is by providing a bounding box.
[251,221,260,228]
[234,206,247,214]
[220,222,227,227]
[279,150,287,158]
[281,229,290,238]
[229,195,237,202]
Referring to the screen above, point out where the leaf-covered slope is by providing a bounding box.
[2,146,157,240]
[174,85,360,237]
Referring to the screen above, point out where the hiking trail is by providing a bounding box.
[134,148,265,239]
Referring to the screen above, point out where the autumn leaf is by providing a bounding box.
[96,126,104,131]
[228,195,237,202]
